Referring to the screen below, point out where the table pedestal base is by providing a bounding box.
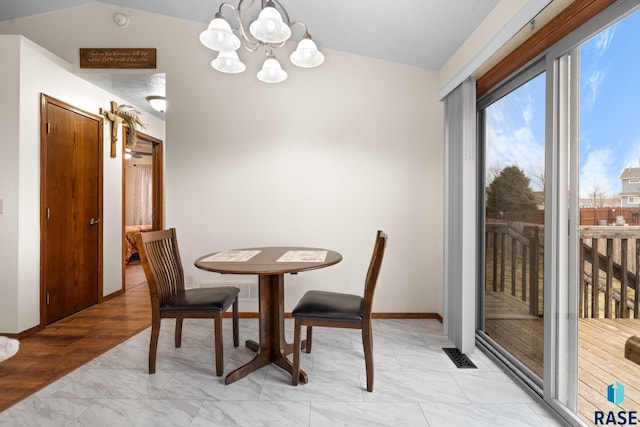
[225,274,308,385]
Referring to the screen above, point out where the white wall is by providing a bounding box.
[0,35,164,333]
[170,50,443,313]
[0,4,444,316]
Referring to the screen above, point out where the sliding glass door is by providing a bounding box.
[479,68,547,382]
[575,8,640,422]
[476,3,640,425]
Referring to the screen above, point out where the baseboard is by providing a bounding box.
[224,312,443,322]
[372,312,443,322]
[3,312,443,338]
[101,288,125,302]
[0,323,42,339]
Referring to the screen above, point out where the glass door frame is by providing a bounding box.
[476,58,547,395]
[475,2,640,426]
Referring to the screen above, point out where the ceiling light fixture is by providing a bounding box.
[146,96,166,113]
[199,0,324,83]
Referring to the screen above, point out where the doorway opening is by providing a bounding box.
[122,130,163,292]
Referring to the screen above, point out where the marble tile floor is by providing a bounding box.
[0,319,564,426]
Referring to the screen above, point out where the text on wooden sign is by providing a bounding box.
[79,48,156,69]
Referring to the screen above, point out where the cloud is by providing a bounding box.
[580,25,616,112]
[485,92,545,191]
[593,26,616,56]
[582,69,604,112]
[579,148,617,198]
[622,137,640,169]
[522,97,534,125]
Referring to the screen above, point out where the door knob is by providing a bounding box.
[89,218,101,225]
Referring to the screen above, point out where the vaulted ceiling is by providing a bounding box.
[0,0,500,70]
[1,0,502,118]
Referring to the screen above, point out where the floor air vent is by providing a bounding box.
[442,347,477,369]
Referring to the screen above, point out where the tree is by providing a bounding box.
[587,184,607,208]
[487,162,502,182]
[486,166,538,215]
[530,167,545,192]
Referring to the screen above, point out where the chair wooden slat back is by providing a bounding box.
[362,230,388,318]
[138,228,185,306]
[135,228,240,376]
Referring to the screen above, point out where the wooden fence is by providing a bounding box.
[580,207,640,226]
[497,207,640,226]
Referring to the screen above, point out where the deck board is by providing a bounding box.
[485,294,640,423]
[579,318,640,418]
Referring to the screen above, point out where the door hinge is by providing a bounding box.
[46,123,51,134]
[46,293,50,305]
[46,208,50,219]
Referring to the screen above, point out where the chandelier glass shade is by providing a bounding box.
[199,0,324,83]
[290,37,324,68]
[211,50,246,73]
[199,16,241,51]
[256,54,287,83]
[249,6,291,43]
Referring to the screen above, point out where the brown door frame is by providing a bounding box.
[40,94,104,328]
[121,130,163,290]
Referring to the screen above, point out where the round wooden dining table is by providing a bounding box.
[194,246,342,385]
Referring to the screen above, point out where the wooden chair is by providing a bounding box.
[291,230,388,392]
[136,228,239,376]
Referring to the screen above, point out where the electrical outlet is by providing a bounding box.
[0,199,3,214]
[186,275,195,287]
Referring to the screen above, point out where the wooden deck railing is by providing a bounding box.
[485,222,544,317]
[486,223,640,319]
[580,226,640,319]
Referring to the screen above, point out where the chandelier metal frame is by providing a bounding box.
[199,0,324,83]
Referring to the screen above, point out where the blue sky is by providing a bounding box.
[484,73,545,191]
[485,8,640,198]
[580,9,640,198]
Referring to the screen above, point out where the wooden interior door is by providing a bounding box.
[41,95,103,324]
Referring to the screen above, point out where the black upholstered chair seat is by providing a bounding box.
[292,290,364,321]
[161,287,239,313]
[137,228,239,377]
[291,231,387,392]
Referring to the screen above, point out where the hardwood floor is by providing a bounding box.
[579,318,640,419]
[484,304,640,422]
[0,263,151,412]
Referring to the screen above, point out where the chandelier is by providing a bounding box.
[199,0,324,83]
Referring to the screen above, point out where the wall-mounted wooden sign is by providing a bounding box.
[79,48,156,69]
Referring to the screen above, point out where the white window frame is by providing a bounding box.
[627,196,640,204]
